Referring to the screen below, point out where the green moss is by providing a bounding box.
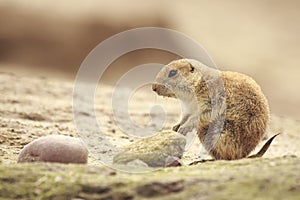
[0,156,299,199]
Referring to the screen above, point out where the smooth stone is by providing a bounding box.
[113,131,186,167]
[17,135,88,164]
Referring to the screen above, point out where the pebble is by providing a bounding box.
[17,135,88,164]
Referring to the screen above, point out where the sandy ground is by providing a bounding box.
[1,0,300,119]
[0,70,299,166]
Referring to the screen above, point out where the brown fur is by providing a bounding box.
[152,59,271,160]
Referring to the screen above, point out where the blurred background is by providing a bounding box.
[0,0,299,119]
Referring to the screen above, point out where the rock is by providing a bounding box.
[126,159,149,167]
[17,135,88,164]
[165,156,183,167]
[113,131,186,167]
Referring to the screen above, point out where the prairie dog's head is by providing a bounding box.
[152,59,202,100]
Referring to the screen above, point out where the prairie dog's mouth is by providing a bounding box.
[152,83,176,98]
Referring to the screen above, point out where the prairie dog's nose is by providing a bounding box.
[152,84,158,92]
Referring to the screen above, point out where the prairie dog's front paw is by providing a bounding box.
[178,126,195,136]
[177,116,198,136]
[172,124,181,132]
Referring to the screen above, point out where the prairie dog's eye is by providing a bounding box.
[168,70,177,78]
[190,65,195,73]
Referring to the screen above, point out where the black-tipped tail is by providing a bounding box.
[248,133,280,158]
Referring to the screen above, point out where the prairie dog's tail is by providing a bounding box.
[248,133,280,158]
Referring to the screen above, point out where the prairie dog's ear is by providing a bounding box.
[189,63,195,73]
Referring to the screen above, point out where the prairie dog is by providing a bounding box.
[152,59,273,160]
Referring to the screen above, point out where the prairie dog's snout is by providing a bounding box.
[152,65,178,98]
[152,82,176,98]
[152,83,159,92]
